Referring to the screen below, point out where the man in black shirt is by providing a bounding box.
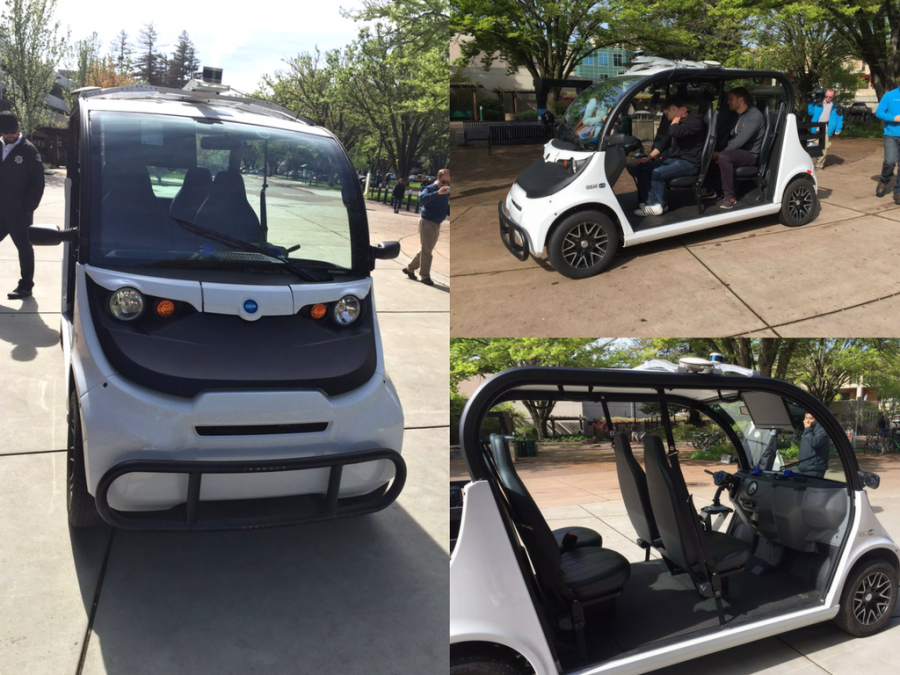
[713,87,766,209]
[631,98,705,216]
[0,111,45,300]
[798,413,830,478]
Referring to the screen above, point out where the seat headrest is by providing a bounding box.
[209,169,246,195]
[182,166,212,190]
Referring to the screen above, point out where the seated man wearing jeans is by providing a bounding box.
[713,87,766,209]
[631,98,705,216]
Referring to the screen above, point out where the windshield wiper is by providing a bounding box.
[170,217,327,282]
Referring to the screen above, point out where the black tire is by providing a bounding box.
[834,559,898,637]
[779,177,818,227]
[547,210,619,279]
[450,645,530,675]
[67,391,103,528]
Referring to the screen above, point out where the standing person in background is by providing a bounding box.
[808,89,842,171]
[402,169,449,287]
[392,178,407,213]
[0,111,46,300]
[875,83,900,204]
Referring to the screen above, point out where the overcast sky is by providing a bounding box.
[52,0,365,92]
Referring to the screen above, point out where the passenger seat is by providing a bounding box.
[612,434,662,560]
[488,435,603,552]
[194,170,263,243]
[170,167,213,252]
[489,434,630,661]
[100,162,172,252]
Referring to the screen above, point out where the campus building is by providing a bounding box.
[573,47,637,81]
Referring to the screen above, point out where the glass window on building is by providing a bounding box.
[613,53,624,67]
[597,52,609,67]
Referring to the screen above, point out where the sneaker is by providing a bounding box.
[7,287,32,299]
[700,189,719,200]
[894,195,900,206]
[420,277,435,287]
[877,183,889,198]
[719,198,736,210]
[401,267,416,280]
[634,203,666,216]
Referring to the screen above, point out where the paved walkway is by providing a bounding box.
[0,175,449,675]
[452,441,900,675]
[450,137,900,337]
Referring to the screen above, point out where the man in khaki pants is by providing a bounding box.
[403,169,449,286]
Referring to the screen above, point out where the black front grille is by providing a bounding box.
[195,422,329,436]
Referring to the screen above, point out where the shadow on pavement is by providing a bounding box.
[0,298,59,361]
[69,505,448,675]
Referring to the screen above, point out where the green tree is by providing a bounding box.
[339,23,447,181]
[259,48,369,153]
[450,338,616,439]
[720,0,900,100]
[451,0,619,110]
[0,0,68,135]
[166,30,199,89]
[110,29,132,74]
[133,22,165,85]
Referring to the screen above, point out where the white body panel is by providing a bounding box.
[451,482,898,675]
[67,264,402,512]
[503,114,817,256]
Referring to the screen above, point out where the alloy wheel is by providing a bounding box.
[853,571,892,625]
[562,222,608,269]
[787,186,813,221]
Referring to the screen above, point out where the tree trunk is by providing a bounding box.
[523,400,556,440]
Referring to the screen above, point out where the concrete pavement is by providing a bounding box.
[450,137,900,337]
[450,443,900,675]
[0,174,449,675]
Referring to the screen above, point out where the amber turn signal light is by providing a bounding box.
[156,299,175,318]
[311,303,327,319]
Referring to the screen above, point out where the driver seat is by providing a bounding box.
[194,170,263,243]
[643,435,750,618]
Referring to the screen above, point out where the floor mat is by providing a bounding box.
[579,558,820,665]
[618,188,769,231]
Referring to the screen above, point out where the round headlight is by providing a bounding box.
[109,287,145,321]
[333,295,361,325]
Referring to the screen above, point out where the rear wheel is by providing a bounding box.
[548,211,620,279]
[450,646,530,675]
[67,391,103,528]
[834,559,898,637]
[779,178,818,226]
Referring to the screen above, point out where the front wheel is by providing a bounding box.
[834,559,898,637]
[779,178,818,227]
[450,646,530,675]
[67,391,103,528]
[547,210,620,279]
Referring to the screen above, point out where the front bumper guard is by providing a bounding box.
[498,201,530,261]
[95,448,406,531]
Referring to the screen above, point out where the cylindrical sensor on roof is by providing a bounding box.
[709,353,725,363]
[202,67,223,84]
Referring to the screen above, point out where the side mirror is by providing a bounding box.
[371,241,400,260]
[858,470,880,490]
[29,224,75,246]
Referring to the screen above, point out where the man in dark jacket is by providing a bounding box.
[0,111,45,299]
[797,414,830,478]
[391,178,407,213]
[631,98,705,216]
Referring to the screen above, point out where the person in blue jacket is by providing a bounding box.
[402,169,449,286]
[808,89,843,171]
[875,85,900,203]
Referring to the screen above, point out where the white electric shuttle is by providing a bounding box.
[498,58,825,278]
[451,358,898,674]
[30,75,406,530]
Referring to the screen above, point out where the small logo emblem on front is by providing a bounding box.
[243,299,258,314]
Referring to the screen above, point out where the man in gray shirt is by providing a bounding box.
[713,87,766,209]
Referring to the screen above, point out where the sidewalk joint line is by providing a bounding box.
[763,289,900,332]
[1,448,66,457]
[75,529,116,675]
[679,240,779,336]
